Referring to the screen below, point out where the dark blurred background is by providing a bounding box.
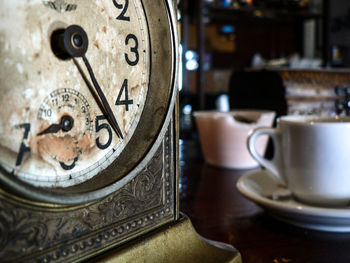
[177,0,350,138]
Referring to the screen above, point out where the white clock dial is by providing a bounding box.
[0,0,150,187]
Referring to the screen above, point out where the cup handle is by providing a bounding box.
[247,127,286,184]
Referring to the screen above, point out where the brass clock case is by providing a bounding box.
[0,0,178,205]
[0,1,179,262]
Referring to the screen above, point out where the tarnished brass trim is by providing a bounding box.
[0,186,96,211]
[90,214,242,263]
[175,93,180,220]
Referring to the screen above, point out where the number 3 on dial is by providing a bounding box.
[125,34,139,66]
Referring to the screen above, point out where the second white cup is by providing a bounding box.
[247,115,350,207]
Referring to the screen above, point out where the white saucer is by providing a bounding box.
[236,170,350,232]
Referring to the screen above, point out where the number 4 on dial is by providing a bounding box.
[115,79,133,111]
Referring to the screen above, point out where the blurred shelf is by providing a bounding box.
[205,4,321,23]
[180,0,323,109]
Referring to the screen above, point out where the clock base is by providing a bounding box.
[90,213,241,263]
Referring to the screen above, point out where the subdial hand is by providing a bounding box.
[37,115,74,136]
[53,24,124,139]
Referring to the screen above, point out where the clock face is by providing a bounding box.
[0,0,150,187]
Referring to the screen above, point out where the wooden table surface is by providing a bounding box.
[179,138,350,263]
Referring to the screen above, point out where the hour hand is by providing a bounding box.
[37,115,74,136]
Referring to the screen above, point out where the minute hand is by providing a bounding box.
[82,55,124,139]
[60,25,123,139]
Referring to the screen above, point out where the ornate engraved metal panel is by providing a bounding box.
[0,115,177,263]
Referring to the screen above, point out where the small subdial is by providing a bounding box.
[37,88,93,170]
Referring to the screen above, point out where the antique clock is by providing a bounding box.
[0,0,241,262]
[0,0,180,261]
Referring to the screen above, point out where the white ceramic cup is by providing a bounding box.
[248,115,350,207]
[194,110,275,169]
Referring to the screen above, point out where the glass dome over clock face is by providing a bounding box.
[0,0,150,188]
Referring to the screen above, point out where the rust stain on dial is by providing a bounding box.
[36,133,91,163]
